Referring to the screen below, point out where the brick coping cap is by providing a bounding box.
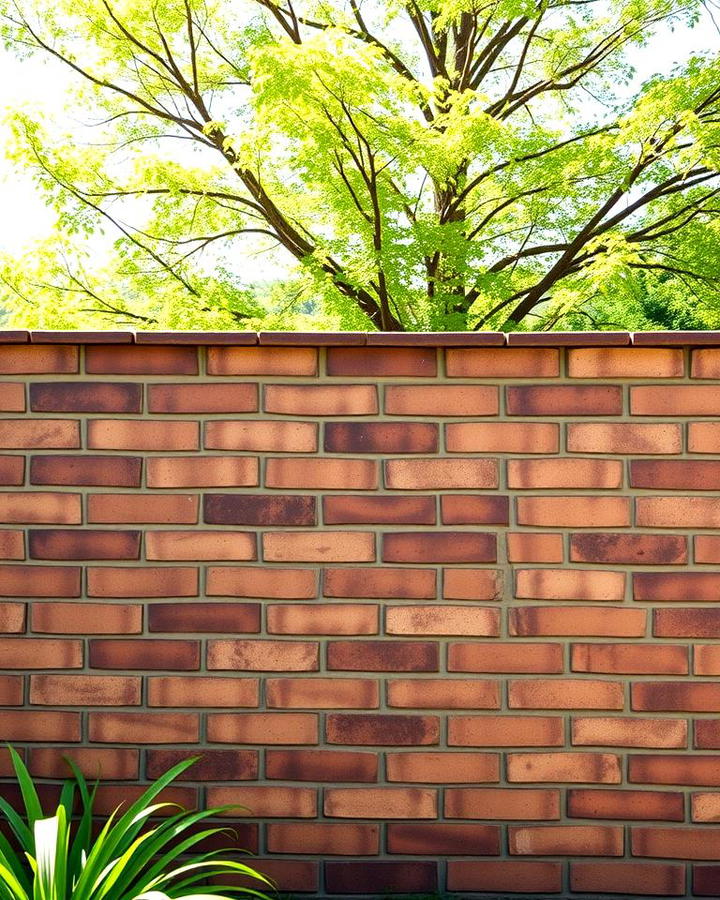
[1,330,719,347]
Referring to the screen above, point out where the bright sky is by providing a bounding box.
[0,10,718,277]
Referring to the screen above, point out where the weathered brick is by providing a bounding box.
[266,457,378,489]
[443,568,502,600]
[446,422,559,453]
[325,421,437,453]
[385,458,498,490]
[147,749,258,781]
[325,861,437,895]
[448,716,564,747]
[323,495,435,525]
[0,602,25,633]
[88,419,198,451]
[88,711,199,743]
[208,639,318,672]
[326,714,440,746]
[0,565,81,597]
[207,713,318,745]
[87,567,198,598]
[266,749,378,783]
[449,642,563,673]
[445,787,559,820]
[267,823,379,856]
[30,455,141,487]
[327,641,438,672]
[207,566,317,599]
[632,385,720,415]
[267,677,379,708]
[30,382,141,412]
[570,862,686,895]
[509,679,623,710]
[146,531,256,561]
[654,608,720,638]
[205,420,318,452]
[0,492,82,525]
[147,457,258,488]
[631,459,720,490]
[29,747,139,780]
[568,423,681,454]
[508,457,622,489]
[568,789,685,821]
[447,861,562,894]
[629,755,720,786]
[517,496,631,527]
[207,346,317,375]
[148,603,260,633]
[29,529,141,560]
[383,532,496,563]
[205,494,315,526]
[509,824,623,855]
[267,605,378,636]
[440,495,509,524]
[516,568,625,601]
[88,494,198,524]
[572,643,688,675]
[387,823,500,855]
[89,639,200,670]
[635,572,720,602]
[148,676,258,708]
[0,345,77,374]
[30,674,140,706]
[0,710,80,741]
[327,347,436,376]
[632,827,720,860]
[385,385,498,416]
[0,637,82,668]
[511,606,646,637]
[387,752,499,784]
[324,567,436,599]
[86,345,197,374]
[446,347,559,377]
[31,602,142,635]
[148,382,257,412]
[0,457,24,486]
[324,787,437,818]
[571,533,687,565]
[571,717,688,748]
[568,347,683,378]
[0,420,80,449]
[266,384,378,415]
[507,753,621,783]
[633,682,720,711]
[508,385,622,416]
[263,531,375,562]
[386,606,499,637]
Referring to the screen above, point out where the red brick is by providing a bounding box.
[0,565,80,597]
[631,755,720,786]
[447,861,562,894]
[29,529,140,560]
[692,794,720,822]
[327,347,436,376]
[264,531,375,562]
[147,456,258,488]
[0,637,82,668]
[328,641,438,672]
[446,422,559,453]
[207,566,317,599]
[388,679,499,709]
[324,787,436,818]
[571,717,687,749]
[323,495,435,525]
[0,457,24,486]
[147,676,258,707]
[632,827,720,860]
[386,606,499,637]
[88,494,198,524]
[325,861,437,895]
[30,674,140,705]
[517,496,631,527]
[146,531,256,561]
[268,823,379,856]
[516,568,625,601]
[692,348,720,377]
[0,420,79,449]
[508,458,622,489]
[385,385,498,416]
[0,675,22,705]
[148,602,260,633]
[86,345,197,374]
[29,747,139,780]
[88,566,198,598]
[148,382,257,412]
[387,823,500,855]
[508,753,621,783]
[383,532,496,563]
[205,494,315,526]
[443,568,502,600]
[631,459,720,490]
[205,420,318,452]
[146,749,258,781]
[326,714,439,746]
[635,572,720,602]
[266,749,378,783]
[207,346,317,375]
[266,457,377,489]
[446,347,559,377]
[694,865,720,895]
[572,533,687,565]
[511,606,646,637]
[267,677,379,708]
[208,639,318,671]
[568,423,681,454]
[572,643,688,675]
[507,533,564,563]
[509,824,623,855]
[508,384,622,416]
[0,345,77,373]
[89,711,199,743]
[266,384,378,415]
[638,497,720,528]
[633,682,720,711]
[31,602,142,634]
[632,385,720,415]
[695,536,720,563]
[510,679,623,710]
[448,716,564,747]
[654,608,720,638]
[449,642,563,673]
[88,419,198,451]
[689,422,720,453]
[324,567,435,599]
[267,605,378,636]
[30,382,141,412]
[0,383,25,411]
[30,455,141,487]
[568,347,684,378]
[387,753,499,784]
[440,495,509,525]
[0,710,80,741]
[694,645,720,675]
[568,788,685,821]
[570,862,685,895]
[385,458,497,490]
[210,785,317,818]
[89,639,199,670]
[207,713,318,744]
[445,787,559,820]
[0,602,25,632]
[325,422,437,453]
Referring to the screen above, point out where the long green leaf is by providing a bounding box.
[8,747,43,828]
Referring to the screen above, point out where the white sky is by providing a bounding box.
[0,11,718,278]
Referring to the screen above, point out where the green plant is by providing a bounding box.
[0,747,273,900]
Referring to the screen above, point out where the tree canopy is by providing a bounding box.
[1,0,719,331]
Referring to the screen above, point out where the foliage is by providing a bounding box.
[0,0,719,331]
[0,746,272,900]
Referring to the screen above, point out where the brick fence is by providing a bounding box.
[2,330,720,898]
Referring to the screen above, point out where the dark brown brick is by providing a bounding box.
[89,639,200,670]
[29,383,141,412]
[325,861,437,894]
[328,641,438,672]
[325,422,438,454]
[387,823,500,855]
[146,749,258,781]
[327,714,440,746]
[507,385,622,415]
[631,459,720,490]
[29,530,141,560]
[266,749,378,782]
[441,495,509,525]
[86,345,198,374]
[204,494,315,526]
[148,603,260,633]
[30,455,142,487]
[571,533,687,565]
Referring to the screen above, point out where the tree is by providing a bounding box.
[1,0,719,331]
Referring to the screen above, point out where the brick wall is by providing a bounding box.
[3,330,720,898]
